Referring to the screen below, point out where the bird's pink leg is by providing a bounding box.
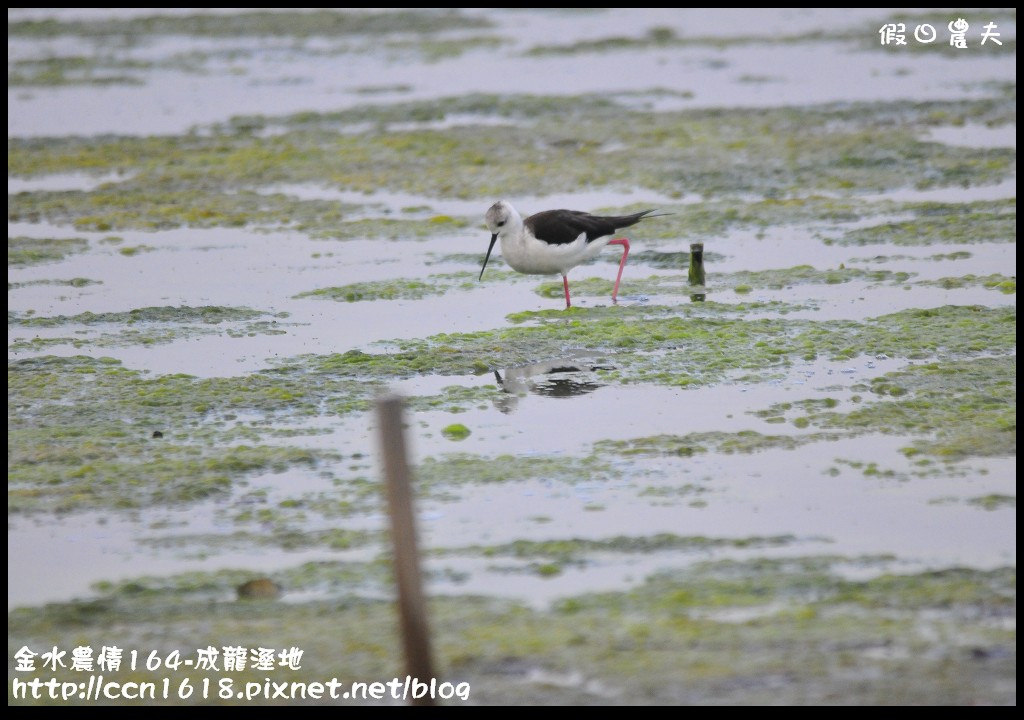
[609,237,630,302]
[562,274,571,308]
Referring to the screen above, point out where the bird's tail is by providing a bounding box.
[606,209,672,230]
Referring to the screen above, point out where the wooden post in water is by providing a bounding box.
[377,394,436,706]
[689,242,706,302]
[688,242,706,286]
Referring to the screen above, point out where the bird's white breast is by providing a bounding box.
[501,230,609,275]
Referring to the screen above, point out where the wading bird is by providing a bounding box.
[480,200,663,308]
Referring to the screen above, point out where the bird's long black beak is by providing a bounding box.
[479,233,498,281]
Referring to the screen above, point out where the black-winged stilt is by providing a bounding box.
[479,200,663,308]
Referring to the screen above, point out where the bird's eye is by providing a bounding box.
[497,221,505,227]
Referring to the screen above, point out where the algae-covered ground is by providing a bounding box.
[8,7,1016,706]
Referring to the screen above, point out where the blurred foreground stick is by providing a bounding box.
[377,394,436,706]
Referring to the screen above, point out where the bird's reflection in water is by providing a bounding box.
[492,352,611,414]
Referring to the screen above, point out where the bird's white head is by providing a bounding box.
[480,200,522,281]
[484,200,521,236]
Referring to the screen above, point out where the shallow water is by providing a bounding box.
[6,11,1017,703]
[7,9,1017,136]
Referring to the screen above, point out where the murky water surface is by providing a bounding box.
[7,7,1016,705]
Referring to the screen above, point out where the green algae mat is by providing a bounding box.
[8,8,1016,706]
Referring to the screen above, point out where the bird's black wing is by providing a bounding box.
[526,209,658,245]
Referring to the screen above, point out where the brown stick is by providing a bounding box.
[377,394,436,706]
